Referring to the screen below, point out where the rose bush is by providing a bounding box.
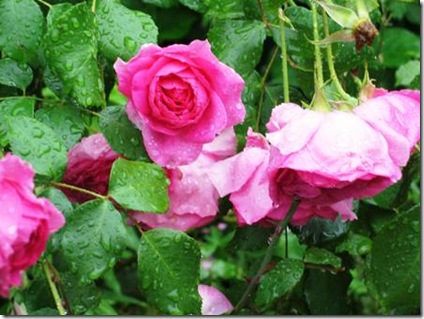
[114,40,245,167]
[0,154,64,298]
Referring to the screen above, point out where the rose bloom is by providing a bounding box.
[0,154,64,297]
[130,128,237,232]
[207,129,355,226]
[265,99,419,225]
[114,40,245,167]
[61,134,119,203]
[198,284,233,315]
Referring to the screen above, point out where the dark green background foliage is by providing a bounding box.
[0,0,420,315]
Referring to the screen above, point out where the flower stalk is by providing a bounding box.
[278,8,290,103]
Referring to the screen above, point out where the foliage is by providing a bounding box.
[0,0,420,315]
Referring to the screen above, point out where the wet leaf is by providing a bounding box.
[138,228,201,315]
[59,199,127,284]
[109,158,169,212]
[0,58,33,90]
[96,0,158,61]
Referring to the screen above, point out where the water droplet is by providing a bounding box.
[124,36,136,51]
[50,29,60,42]
[86,97,93,106]
[33,127,45,138]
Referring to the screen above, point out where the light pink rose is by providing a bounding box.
[265,103,408,224]
[61,134,119,203]
[114,40,245,167]
[353,89,420,166]
[0,154,64,298]
[207,129,274,225]
[130,128,237,232]
[198,284,233,315]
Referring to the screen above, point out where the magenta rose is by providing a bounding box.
[130,128,237,232]
[265,102,407,222]
[198,284,233,315]
[0,154,65,298]
[61,134,119,203]
[114,40,245,167]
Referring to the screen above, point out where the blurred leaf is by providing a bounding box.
[35,105,85,150]
[0,97,35,147]
[305,269,351,314]
[45,3,105,108]
[0,0,44,64]
[370,205,420,309]
[380,27,420,68]
[353,201,396,235]
[336,233,372,256]
[303,247,342,268]
[39,187,73,220]
[96,0,158,61]
[8,116,67,181]
[59,199,127,284]
[154,6,198,42]
[142,0,178,8]
[0,59,33,90]
[229,225,273,253]
[178,0,208,13]
[109,158,169,212]
[255,258,304,307]
[99,106,149,161]
[293,216,349,246]
[29,308,59,315]
[138,228,201,315]
[208,19,266,78]
[22,266,55,313]
[395,60,420,89]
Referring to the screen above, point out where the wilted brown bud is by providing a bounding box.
[353,18,379,51]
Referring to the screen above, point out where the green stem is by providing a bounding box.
[255,46,279,131]
[43,261,67,316]
[322,11,351,101]
[311,1,324,89]
[278,8,290,103]
[91,0,97,12]
[231,198,301,314]
[51,182,109,201]
[36,0,52,9]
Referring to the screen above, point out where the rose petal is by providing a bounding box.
[198,284,233,315]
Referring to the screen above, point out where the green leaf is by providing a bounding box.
[35,105,86,150]
[109,158,169,212]
[395,60,420,88]
[303,247,342,268]
[29,308,59,315]
[336,233,372,256]
[370,205,420,309]
[8,116,67,181]
[45,3,105,108]
[0,97,35,147]
[316,1,359,28]
[138,228,201,315]
[304,269,351,315]
[208,19,266,78]
[0,58,33,90]
[0,0,45,64]
[255,258,304,307]
[178,0,208,13]
[96,0,158,61]
[59,199,127,284]
[59,271,101,314]
[99,106,149,161]
[381,28,420,68]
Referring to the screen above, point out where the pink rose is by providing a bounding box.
[353,89,420,166]
[198,284,233,315]
[207,129,274,225]
[265,103,406,224]
[62,134,119,203]
[114,40,245,167]
[0,154,64,297]
[130,128,236,232]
